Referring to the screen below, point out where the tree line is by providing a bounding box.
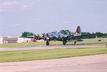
[21,30,107,39]
[81,32,107,39]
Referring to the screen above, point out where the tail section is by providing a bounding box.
[74,26,81,36]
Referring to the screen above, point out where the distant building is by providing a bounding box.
[17,37,32,43]
[0,35,45,44]
[0,36,33,44]
[0,36,18,44]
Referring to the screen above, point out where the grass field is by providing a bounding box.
[0,42,46,48]
[0,48,107,62]
[0,38,107,48]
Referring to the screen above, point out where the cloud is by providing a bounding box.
[0,1,32,12]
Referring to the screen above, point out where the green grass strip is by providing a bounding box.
[0,48,107,62]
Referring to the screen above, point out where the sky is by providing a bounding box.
[0,0,107,35]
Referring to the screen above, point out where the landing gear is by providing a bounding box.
[46,40,50,46]
[74,41,77,45]
[62,37,67,45]
[63,40,67,45]
[45,36,50,46]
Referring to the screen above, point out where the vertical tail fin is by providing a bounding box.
[74,26,81,36]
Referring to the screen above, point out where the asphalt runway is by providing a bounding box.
[0,54,107,72]
[0,44,106,51]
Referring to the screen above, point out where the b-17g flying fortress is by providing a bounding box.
[0,26,81,45]
[0,0,107,72]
